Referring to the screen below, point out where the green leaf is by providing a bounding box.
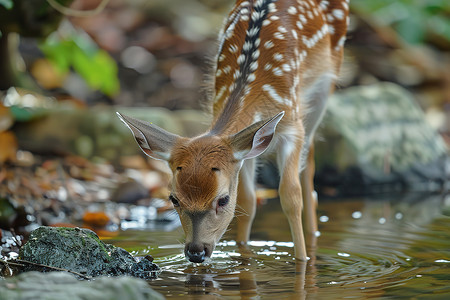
[0,0,13,10]
[40,31,120,97]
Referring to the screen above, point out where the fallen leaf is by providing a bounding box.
[0,131,17,163]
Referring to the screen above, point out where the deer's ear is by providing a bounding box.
[117,112,180,161]
[229,112,284,161]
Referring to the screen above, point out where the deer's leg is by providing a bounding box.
[236,159,256,244]
[301,143,318,235]
[299,73,335,235]
[277,133,307,261]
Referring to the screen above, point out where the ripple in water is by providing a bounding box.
[111,194,450,299]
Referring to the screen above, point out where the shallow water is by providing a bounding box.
[109,193,450,299]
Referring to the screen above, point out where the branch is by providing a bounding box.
[10,259,92,280]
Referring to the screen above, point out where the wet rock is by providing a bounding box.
[111,179,149,204]
[19,226,160,279]
[0,271,164,300]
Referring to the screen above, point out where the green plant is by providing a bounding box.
[0,0,12,10]
[40,29,120,97]
[351,0,450,45]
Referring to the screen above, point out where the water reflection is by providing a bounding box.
[110,193,450,299]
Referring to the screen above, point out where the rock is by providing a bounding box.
[111,179,150,204]
[19,226,160,279]
[0,271,164,300]
[313,82,449,195]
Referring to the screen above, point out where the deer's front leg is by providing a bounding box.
[236,159,256,244]
[277,137,307,261]
[301,143,318,235]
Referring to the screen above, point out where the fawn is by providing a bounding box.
[118,0,348,262]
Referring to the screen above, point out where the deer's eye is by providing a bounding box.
[217,196,230,207]
[169,195,180,207]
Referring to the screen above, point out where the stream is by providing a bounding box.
[109,193,450,299]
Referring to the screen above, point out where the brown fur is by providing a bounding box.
[169,135,235,211]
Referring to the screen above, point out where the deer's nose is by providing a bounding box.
[185,243,206,263]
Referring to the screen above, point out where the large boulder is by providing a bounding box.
[314,82,448,195]
[19,226,159,279]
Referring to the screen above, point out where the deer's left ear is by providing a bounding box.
[117,112,180,161]
[229,111,284,161]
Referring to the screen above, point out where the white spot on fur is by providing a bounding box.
[252,49,260,59]
[282,64,291,72]
[223,65,231,74]
[278,26,288,33]
[263,84,283,104]
[268,3,277,13]
[299,14,307,24]
[273,53,283,61]
[214,86,226,102]
[243,41,252,52]
[288,6,297,15]
[342,2,349,10]
[248,27,259,37]
[273,67,283,76]
[332,9,345,20]
[263,19,271,26]
[327,13,334,23]
[264,63,272,71]
[264,40,274,49]
[335,35,346,51]
[237,54,245,64]
[296,21,303,30]
[320,0,329,10]
[274,31,285,39]
[292,29,298,39]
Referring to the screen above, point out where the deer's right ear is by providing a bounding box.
[116,112,180,161]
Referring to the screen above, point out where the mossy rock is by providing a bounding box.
[19,226,160,279]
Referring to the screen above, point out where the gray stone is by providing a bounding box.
[0,271,164,300]
[19,226,160,279]
[314,82,449,194]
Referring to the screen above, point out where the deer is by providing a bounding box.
[117,0,348,263]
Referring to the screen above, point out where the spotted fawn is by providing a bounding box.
[118,0,349,262]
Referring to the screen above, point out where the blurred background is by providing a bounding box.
[0,0,449,234]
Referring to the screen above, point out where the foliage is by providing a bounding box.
[351,0,450,45]
[40,30,120,97]
[0,0,13,10]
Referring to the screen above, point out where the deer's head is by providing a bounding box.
[117,112,283,263]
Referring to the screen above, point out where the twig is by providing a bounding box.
[13,259,92,280]
[0,258,24,268]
